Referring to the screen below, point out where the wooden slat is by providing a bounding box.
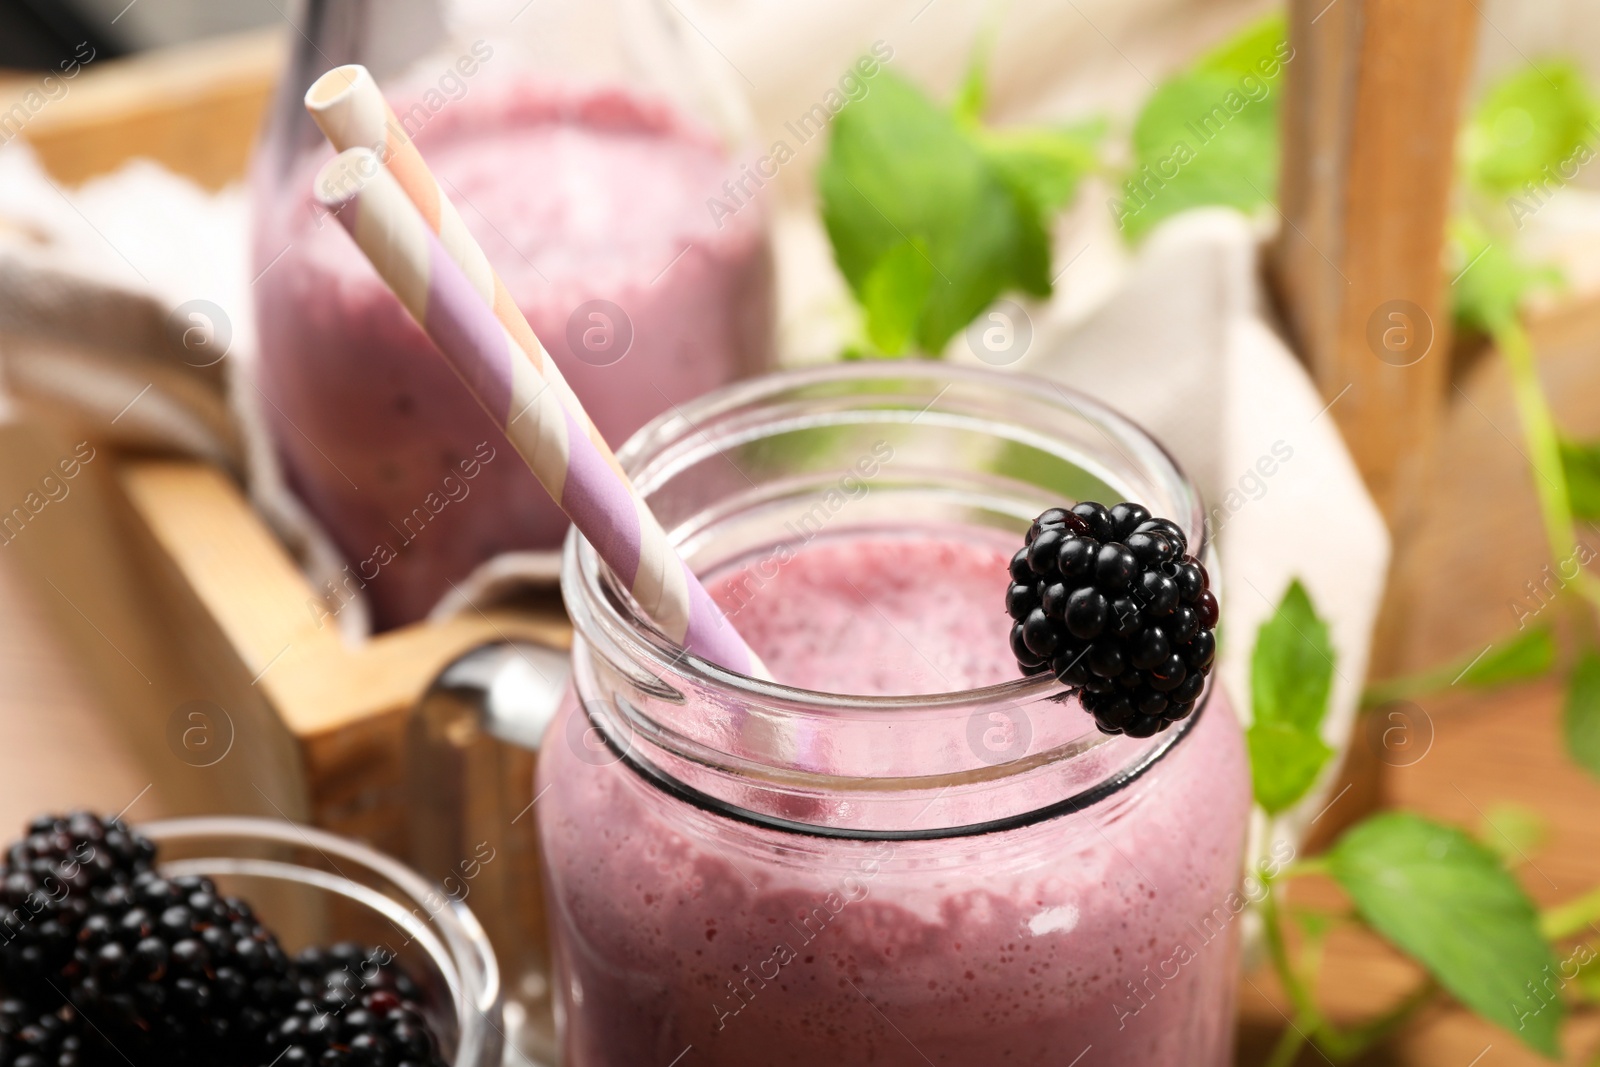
[0,28,284,189]
[1271,0,1478,521]
[115,459,570,854]
[1388,293,1600,674]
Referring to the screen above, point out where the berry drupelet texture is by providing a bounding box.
[1007,501,1219,737]
[0,813,156,997]
[0,814,454,1067]
[68,871,297,1066]
[267,988,448,1067]
[0,999,89,1067]
[290,943,424,1004]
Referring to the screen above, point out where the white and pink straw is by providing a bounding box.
[306,65,762,677]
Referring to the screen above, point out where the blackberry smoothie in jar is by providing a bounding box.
[539,365,1251,1066]
[251,0,775,628]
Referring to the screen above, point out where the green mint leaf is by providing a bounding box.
[1563,651,1600,779]
[951,32,991,126]
[1247,579,1337,814]
[1578,949,1600,1003]
[1476,802,1550,866]
[860,241,935,355]
[1449,216,1563,335]
[1329,812,1563,1056]
[1251,579,1335,730]
[1116,14,1290,240]
[1194,12,1290,78]
[1560,437,1600,519]
[1459,627,1557,688]
[1288,905,1339,942]
[1248,724,1334,815]
[977,121,1105,216]
[819,71,1053,355]
[1463,62,1600,199]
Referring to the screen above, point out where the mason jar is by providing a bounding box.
[251,0,776,628]
[536,364,1251,1066]
[143,816,502,1066]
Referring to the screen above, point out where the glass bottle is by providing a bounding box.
[539,363,1252,1066]
[251,0,776,629]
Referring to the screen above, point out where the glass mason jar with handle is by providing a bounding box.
[252,0,776,629]
[538,364,1252,1066]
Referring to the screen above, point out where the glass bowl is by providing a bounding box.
[141,816,503,1067]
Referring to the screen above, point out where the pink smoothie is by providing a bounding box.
[538,531,1250,1066]
[252,83,774,629]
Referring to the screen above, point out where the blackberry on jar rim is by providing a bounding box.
[1006,500,1219,738]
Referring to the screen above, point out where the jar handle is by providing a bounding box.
[408,642,569,1065]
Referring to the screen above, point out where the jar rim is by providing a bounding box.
[567,362,1209,711]
[561,362,1217,837]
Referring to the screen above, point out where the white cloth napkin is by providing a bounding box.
[0,145,370,641]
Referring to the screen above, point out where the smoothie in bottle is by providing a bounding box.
[251,0,774,628]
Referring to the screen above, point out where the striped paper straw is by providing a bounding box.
[313,147,761,677]
[304,65,616,482]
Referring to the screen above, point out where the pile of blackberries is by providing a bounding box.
[1007,501,1219,738]
[0,814,448,1067]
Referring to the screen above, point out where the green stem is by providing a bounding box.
[1360,656,1483,710]
[1495,317,1600,611]
[1261,866,1440,1063]
[1316,980,1438,1061]
[1264,1014,1312,1067]
[1262,882,1324,1027]
[1280,856,1332,880]
[1543,884,1600,941]
[1360,318,1593,712]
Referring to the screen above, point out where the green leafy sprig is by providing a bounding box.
[1245,581,1591,1064]
[1115,13,1290,240]
[817,41,1102,358]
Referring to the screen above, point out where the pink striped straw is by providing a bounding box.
[303,66,612,461]
[312,147,761,677]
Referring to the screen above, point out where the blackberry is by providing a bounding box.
[291,943,422,1003]
[267,988,448,1067]
[69,871,296,1065]
[0,813,156,994]
[0,999,90,1067]
[1007,502,1219,737]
